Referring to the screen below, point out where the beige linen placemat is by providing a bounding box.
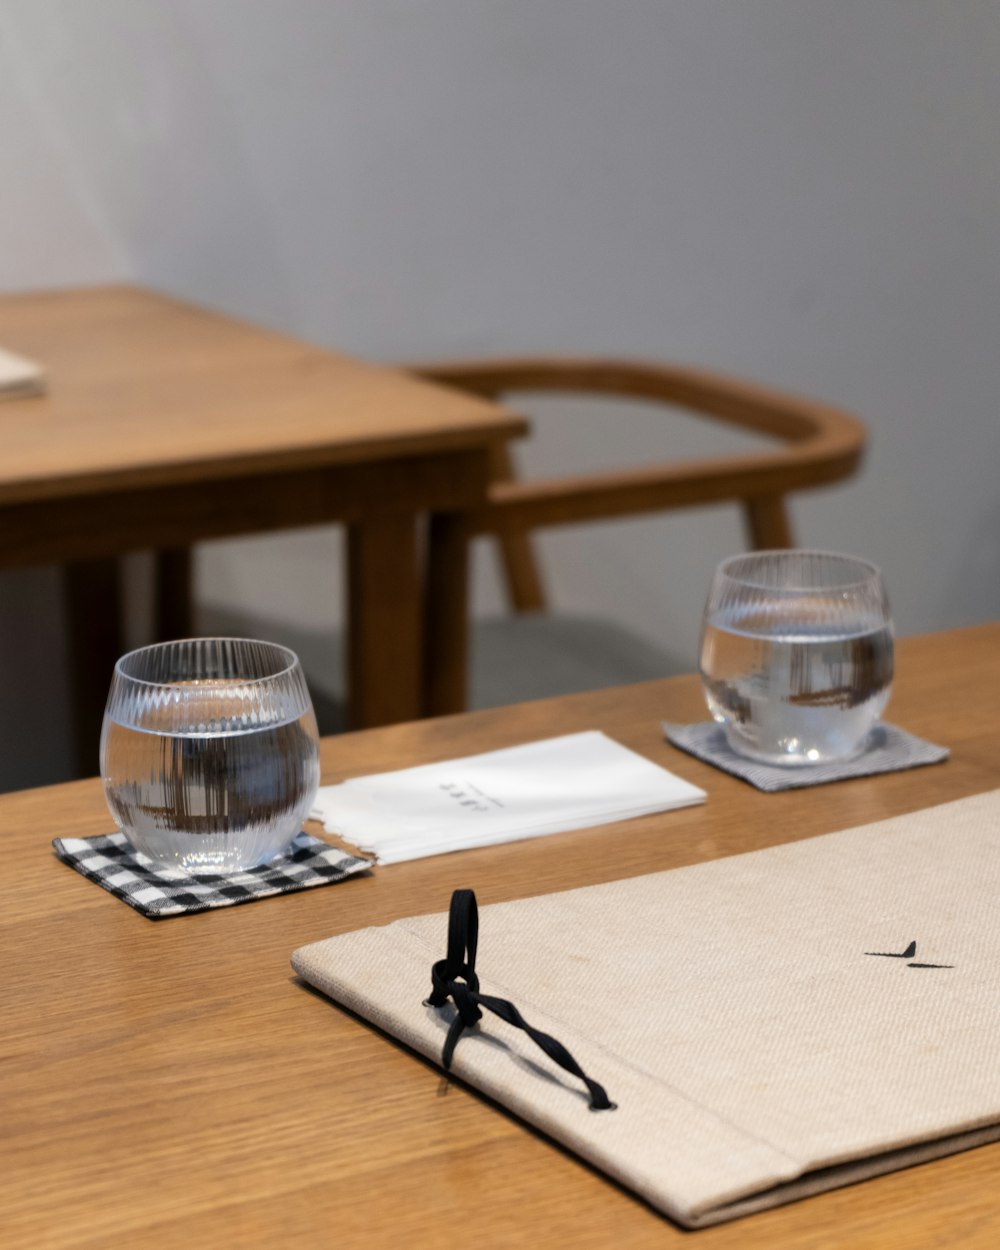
[292,789,1000,1227]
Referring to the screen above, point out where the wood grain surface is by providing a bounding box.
[3,624,999,1249]
[0,286,525,503]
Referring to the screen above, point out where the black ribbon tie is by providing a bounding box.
[425,888,615,1112]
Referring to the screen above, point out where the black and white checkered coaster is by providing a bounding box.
[53,830,371,919]
[662,721,949,792]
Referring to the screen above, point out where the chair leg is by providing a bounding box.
[489,442,547,613]
[743,496,794,549]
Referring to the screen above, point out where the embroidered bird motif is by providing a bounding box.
[865,941,917,959]
[864,940,953,969]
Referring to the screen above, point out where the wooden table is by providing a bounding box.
[0,285,526,768]
[3,623,999,1249]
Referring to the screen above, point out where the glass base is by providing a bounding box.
[722,726,870,768]
[125,834,296,876]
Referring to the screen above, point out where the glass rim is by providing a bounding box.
[112,637,301,690]
[715,549,883,593]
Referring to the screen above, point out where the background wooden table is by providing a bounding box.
[3,624,999,1249]
[0,285,526,771]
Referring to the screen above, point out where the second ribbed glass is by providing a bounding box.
[698,551,894,765]
[100,638,321,873]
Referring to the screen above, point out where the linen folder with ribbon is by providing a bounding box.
[292,788,1000,1228]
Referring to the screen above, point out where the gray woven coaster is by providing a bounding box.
[661,722,949,792]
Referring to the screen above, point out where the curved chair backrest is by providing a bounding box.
[410,357,868,612]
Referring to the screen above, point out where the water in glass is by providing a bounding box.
[101,640,320,873]
[699,551,893,765]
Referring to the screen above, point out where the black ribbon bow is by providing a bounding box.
[425,888,615,1112]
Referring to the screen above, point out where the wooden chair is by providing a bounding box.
[409,357,868,713]
[173,357,867,731]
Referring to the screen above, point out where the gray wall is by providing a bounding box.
[2,2,999,788]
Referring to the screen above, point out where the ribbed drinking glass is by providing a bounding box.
[101,638,321,873]
[698,550,894,765]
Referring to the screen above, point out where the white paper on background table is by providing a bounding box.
[310,730,706,863]
[0,346,45,398]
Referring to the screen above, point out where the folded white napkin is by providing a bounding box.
[311,731,706,863]
[0,346,45,399]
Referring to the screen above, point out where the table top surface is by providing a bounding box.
[4,622,1000,1250]
[0,285,526,504]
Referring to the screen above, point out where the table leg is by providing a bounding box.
[422,511,470,718]
[346,515,423,728]
[153,547,195,640]
[62,558,125,778]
